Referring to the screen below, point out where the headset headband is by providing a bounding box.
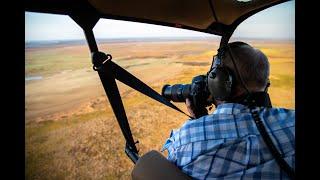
[225,45,251,95]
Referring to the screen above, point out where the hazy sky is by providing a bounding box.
[25,1,294,42]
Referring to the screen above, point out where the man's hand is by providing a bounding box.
[186,98,196,119]
[186,98,208,119]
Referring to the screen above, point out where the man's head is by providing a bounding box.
[212,41,270,101]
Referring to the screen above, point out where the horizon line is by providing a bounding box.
[25,36,295,43]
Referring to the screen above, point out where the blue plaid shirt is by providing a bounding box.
[162,103,295,179]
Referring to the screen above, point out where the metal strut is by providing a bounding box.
[69,13,140,163]
[219,28,234,48]
[69,11,192,164]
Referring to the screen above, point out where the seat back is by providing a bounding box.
[131,150,192,180]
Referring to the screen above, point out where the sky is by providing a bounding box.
[25,1,294,42]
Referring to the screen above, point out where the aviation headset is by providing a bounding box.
[207,42,270,102]
[207,46,233,101]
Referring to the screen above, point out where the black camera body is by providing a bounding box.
[162,75,213,112]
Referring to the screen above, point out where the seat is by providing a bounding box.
[131,150,192,180]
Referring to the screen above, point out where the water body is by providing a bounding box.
[25,76,43,81]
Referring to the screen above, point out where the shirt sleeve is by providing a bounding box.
[162,130,177,163]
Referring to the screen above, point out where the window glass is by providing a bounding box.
[25,1,294,178]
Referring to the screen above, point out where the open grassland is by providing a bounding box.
[25,39,294,179]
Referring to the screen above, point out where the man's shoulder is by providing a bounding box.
[177,106,295,137]
[267,107,295,113]
[262,107,295,121]
[180,106,295,125]
[260,107,295,131]
[170,106,295,144]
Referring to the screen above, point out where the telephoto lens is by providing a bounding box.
[161,84,191,102]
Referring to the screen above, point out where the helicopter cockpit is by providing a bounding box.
[26,0,293,179]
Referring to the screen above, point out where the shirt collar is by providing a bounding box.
[212,103,250,115]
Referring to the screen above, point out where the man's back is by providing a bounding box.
[162,103,295,179]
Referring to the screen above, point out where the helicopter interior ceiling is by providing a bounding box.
[89,0,278,28]
[25,0,289,36]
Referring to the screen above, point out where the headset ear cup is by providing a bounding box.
[207,67,233,101]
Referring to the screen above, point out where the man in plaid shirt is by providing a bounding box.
[162,42,295,179]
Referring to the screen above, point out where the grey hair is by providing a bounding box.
[223,41,270,92]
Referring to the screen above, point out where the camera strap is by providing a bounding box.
[92,52,192,162]
[250,106,295,179]
[106,60,192,118]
